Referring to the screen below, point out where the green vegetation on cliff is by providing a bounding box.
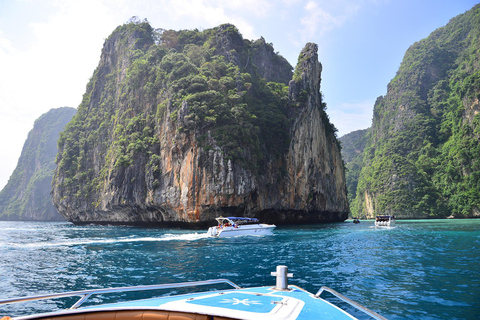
[0,107,76,220]
[351,4,480,218]
[54,20,304,207]
[339,129,368,206]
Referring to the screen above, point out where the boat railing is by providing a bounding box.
[0,279,241,310]
[315,286,388,320]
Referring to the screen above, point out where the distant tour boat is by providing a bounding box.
[353,218,360,224]
[207,216,275,237]
[375,215,395,227]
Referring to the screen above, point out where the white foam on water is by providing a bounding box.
[5,232,210,248]
[161,232,210,241]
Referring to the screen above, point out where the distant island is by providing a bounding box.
[0,107,76,221]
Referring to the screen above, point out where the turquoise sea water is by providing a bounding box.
[0,219,479,319]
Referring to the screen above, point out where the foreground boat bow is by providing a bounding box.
[0,266,386,320]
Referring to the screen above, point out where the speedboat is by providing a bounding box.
[206,217,275,237]
[375,215,395,227]
[0,265,387,320]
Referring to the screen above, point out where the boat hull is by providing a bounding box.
[375,219,395,227]
[207,224,275,237]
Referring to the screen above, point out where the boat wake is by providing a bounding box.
[370,225,397,230]
[162,232,210,241]
[4,232,210,248]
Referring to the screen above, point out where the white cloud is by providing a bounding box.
[0,30,16,56]
[297,0,361,44]
[221,0,272,16]
[0,0,122,190]
[328,100,373,137]
[302,1,340,35]
[150,0,258,39]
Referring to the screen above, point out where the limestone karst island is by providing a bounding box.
[50,22,348,226]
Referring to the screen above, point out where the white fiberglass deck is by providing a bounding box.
[82,286,357,320]
[0,266,387,320]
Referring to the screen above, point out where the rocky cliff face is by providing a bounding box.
[0,107,76,221]
[339,129,369,210]
[352,4,480,218]
[52,22,348,226]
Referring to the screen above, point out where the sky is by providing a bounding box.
[0,0,478,190]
